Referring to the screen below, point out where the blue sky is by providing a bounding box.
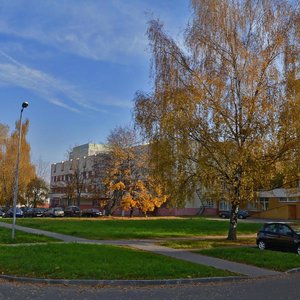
[0,0,190,171]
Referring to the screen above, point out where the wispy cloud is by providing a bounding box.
[0,1,190,112]
[0,51,107,112]
[92,95,132,109]
[0,1,189,64]
[0,1,149,63]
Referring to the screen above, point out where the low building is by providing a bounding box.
[253,188,300,220]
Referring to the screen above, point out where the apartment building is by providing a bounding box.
[49,143,109,209]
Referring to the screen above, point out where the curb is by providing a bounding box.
[286,268,300,274]
[0,274,250,286]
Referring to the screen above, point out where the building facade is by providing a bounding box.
[49,143,109,209]
[50,144,300,219]
[253,189,300,219]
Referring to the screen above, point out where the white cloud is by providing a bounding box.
[0,1,189,63]
[48,99,80,113]
[0,51,107,112]
[92,95,132,109]
[0,1,149,63]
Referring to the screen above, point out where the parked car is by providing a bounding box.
[64,206,81,217]
[81,208,102,217]
[43,207,64,217]
[23,208,45,217]
[20,207,30,213]
[218,210,250,219]
[3,207,24,218]
[256,222,300,255]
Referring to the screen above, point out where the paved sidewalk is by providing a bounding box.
[0,222,281,277]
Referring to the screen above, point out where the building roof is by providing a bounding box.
[259,188,300,198]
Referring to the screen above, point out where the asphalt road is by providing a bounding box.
[0,273,299,300]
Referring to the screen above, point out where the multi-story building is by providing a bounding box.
[49,143,109,209]
[50,144,300,219]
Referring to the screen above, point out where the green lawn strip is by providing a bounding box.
[197,247,300,272]
[0,227,57,244]
[0,243,237,280]
[0,218,262,240]
[159,237,256,250]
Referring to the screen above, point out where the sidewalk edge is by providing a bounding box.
[0,274,250,286]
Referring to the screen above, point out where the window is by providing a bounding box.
[219,200,230,211]
[279,197,297,202]
[247,202,258,210]
[278,224,292,235]
[265,224,277,233]
[205,200,215,208]
[260,198,269,210]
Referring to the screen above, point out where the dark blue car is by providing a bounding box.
[256,222,300,255]
[218,210,249,219]
[3,208,24,218]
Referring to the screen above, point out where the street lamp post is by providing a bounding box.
[12,101,29,240]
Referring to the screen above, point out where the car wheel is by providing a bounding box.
[297,245,300,256]
[238,215,244,219]
[258,240,266,250]
[220,214,226,218]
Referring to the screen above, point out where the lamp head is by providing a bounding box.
[22,102,29,108]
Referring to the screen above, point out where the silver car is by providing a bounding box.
[44,207,64,217]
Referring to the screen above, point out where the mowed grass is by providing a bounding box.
[0,218,262,240]
[0,227,57,244]
[159,237,256,250]
[197,247,300,272]
[0,243,237,279]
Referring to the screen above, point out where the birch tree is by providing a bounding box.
[134,0,299,239]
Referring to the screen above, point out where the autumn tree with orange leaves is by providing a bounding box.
[134,0,299,239]
[0,120,35,207]
[103,126,167,216]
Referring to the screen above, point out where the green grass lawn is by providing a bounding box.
[0,243,237,279]
[0,227,57,244]
[0,217,262,240]
[159,237,256,250]
[197,247,300,271]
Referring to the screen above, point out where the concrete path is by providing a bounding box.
[0,222,281,277]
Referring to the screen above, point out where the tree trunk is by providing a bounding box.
[76,196,81,207]
[227,166,242,240]
[227,203,239,240]
[129,208,134,218]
